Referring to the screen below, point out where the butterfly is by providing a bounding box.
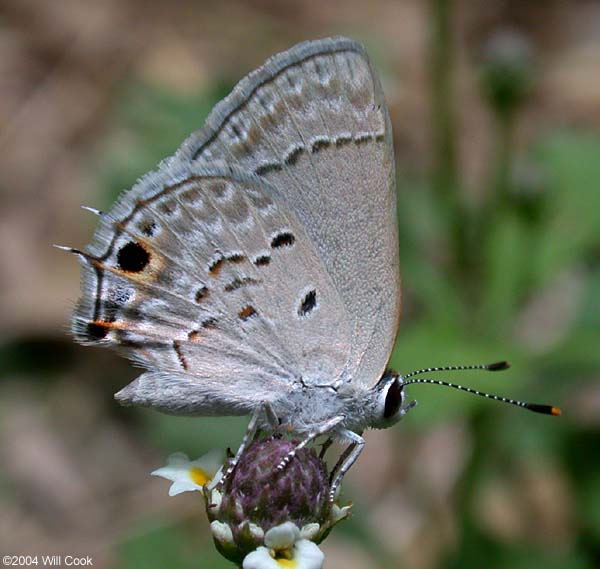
[62,37,559,501]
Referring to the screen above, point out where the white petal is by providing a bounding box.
[299,523,320,541]
[330,503,351,523]
[248,523,265,541]
[168,479,202,496]
[264,522,300,549]
[167,451,192,465]
[207,488,222,513]
[151,465,183,482]
[243,547,280,569]
[294,540,324,569]
[151,449,226,495]
[191,448,226,478]
[210,521,234,545]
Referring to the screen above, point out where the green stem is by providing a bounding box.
[492,113,515,210]
[428,0,468,275]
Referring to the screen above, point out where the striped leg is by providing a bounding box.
[275,415,344,472]
[221,402,279,486]
[329,429,364,502]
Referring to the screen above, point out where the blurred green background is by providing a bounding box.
[1,1,599,568]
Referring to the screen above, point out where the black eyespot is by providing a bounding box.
[384,379,403,419]
[298,289,317,316]
[86,322,108,341]
[117,242,150,272]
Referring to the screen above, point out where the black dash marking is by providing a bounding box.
[311,137,331,153]
[208,255,225,276]
[335,134,352,147]
[224,277,260,292]
[255,162,283,176]
[284,146,305,166]
[375,132,385,142]
[86,322,109,341]
[195,286,209,303]
[271,232,295,248]
[140,220,157,237]
[117,242,150,273]
[202,317,218,329]
[298,289,317,316]
[225,253,245,264]
[173,340,188,370]
[254,255,271,267]
[158,201,176,216]
[239,305,257,320]
[355,133,374,144]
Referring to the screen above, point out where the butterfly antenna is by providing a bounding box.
[400,377,561,416]
[401,361,510,380]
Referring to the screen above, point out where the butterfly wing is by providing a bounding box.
[72,37,399,415]
[73,166,352,414]
[179,36,400,386]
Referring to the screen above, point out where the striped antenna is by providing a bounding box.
[401,361,510,380]
[400,377,561,416]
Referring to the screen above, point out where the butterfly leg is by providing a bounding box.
[329,429,365,502]
[319,437,334,459]
[275,415,345,472]
[221,403,278,485]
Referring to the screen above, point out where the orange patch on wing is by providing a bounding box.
[208,257,225,276]
[238,305,257,320]
[188,330,202,343]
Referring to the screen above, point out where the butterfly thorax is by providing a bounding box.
[268,382,382,436]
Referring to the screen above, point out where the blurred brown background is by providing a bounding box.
[1,1,600,568]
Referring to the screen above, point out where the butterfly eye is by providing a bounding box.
[383,378,403,419]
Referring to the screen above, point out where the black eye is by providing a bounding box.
[384,379,403,419]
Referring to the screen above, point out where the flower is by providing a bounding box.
[151,437,352,566]
[218,437,330,531]
[205,436,351,565]
[243,522,324,569]
[151,448,226,496]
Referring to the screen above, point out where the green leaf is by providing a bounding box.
[479,212,530,332]
[535,133,600,285]
[138,410,248,458]
[118,521,231,569]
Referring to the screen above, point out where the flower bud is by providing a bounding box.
[479,28,535,118]
[205,436,351,566]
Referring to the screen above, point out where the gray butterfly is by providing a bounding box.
[62,36,558,500]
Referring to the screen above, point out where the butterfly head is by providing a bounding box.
[368,370,408,429]
[365,361,561,432]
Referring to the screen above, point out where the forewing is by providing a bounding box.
[72,167,352,413]
[178,37,400,386]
